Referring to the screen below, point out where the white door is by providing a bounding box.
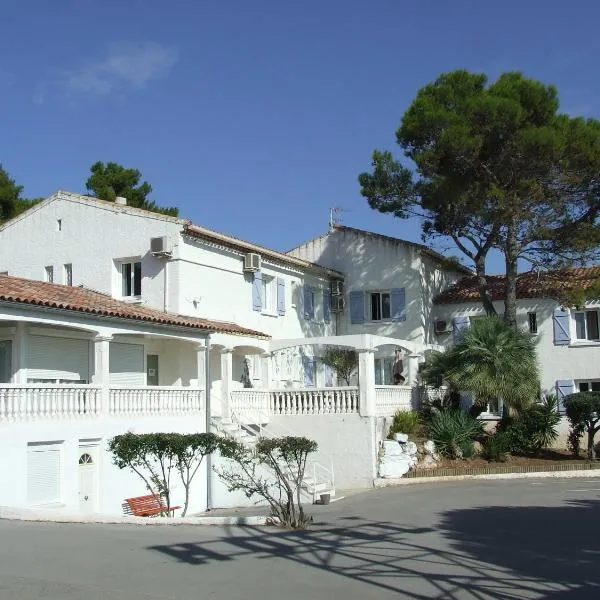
[78,444,99,512]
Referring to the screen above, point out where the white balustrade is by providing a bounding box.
[374,385,414,416]
[230,389,271,418]
[270,387,360,415]
[109,387,205,416]
[0,385,101,421]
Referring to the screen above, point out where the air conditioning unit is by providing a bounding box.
[150,236,172,257]
[243,252,261,272]
[331,295,345,313]
[434,320,451,335]
[330,280,345,296]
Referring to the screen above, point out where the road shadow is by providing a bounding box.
[148,500,600,598]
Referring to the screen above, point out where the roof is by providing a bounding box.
[0,275,269,338]
[291,225,473,276]
[183,223,343,277]
[434,266,600,305]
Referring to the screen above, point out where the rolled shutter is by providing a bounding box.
[453,316,470,344]
[553,308,571,345]
[303,356,316,386]
[324,364,333,387]
[252,272,263,312]
[27,335,90,382]
[391,288,406,322]
[323,289,331,323]
[556,379,575,413]
[27,443,61,505]
[276,278,285,315]
[349,291,365,324]
[109,343,144,386]
[304,286,314,320]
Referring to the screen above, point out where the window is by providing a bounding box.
[574,310,600,341]
[45,266,54,283]
[119,260,142,297]
[64,264,72,286]
[528,312,537,334]
[577,380,600,392]
[57,219,62,232]
[370,291,391,321]
[374,358,394,385]
[262,275,275,313]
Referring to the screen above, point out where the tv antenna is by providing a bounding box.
[329,207,349,232]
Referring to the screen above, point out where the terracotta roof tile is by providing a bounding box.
[0,275,269,339]
[434,266,600,305]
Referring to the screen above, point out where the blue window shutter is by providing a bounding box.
[252,272,263,312]
[553,308,571,345]
[453,316,470,344]
[556,379,575,413]
[303,356,316,386]
[324,364,333,387]
[276,278,285,315]
[304,286,314,320]
[323,289,331,323]
[391,288,406,322]
[349,291,365,324]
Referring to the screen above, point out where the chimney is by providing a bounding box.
[115,196,127,206]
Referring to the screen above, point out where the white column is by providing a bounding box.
[260,353,272,389]
[93,335,112,415]
[220,348,233,420]
[407,354,422,387]
[13,322,27,384]
[194,344,206,388]
[358,349,376,417]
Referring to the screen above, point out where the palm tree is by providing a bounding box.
[421,316,539,415]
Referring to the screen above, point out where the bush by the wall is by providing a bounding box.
[482,431,511,462]
[564,392,600,460]
[427,411,484,459]
[388,410,421,439]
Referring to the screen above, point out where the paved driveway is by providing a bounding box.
[1,478,599,599]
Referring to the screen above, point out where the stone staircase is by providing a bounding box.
[211,413,335,504]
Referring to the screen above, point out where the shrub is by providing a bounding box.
[482,431,512,462]
[427,411,484,459]
[498,395,561,455]
[388,410,421,439]
[564,392,600,459]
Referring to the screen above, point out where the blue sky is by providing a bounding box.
[2,0,598,273]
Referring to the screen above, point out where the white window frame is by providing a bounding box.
[63,263,72,286]
[576,379,600,393]
[368,290,392,322]
[115,259,142,299]
[44,266,54,283]
[374,357,394,385]
[573,309,600,342]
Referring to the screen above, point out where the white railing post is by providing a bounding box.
[358,349,376,417]
[92,335,112,415]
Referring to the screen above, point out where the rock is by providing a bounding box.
[420,455,438,469]
[382,440,404,456]
[394,433,409,443]
[424,440,436,455]
[473,440,483,455]
[405,441,418,456]
[379,458,411,478]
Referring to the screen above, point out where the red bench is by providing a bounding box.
[124,494,181,517]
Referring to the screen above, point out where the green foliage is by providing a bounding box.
[321,346,358,386]
[359,69,600,325]
[14,197,43,216]
[420,316,539,415]
[427,410,484,459]
[388,410,421,439]
[0,164,23,223]
[482,431,511,462]
[564,392,600,459]
[568,422,586,458]
[86,161,178,217]
[108,432,218,516]
[216,435,318,529]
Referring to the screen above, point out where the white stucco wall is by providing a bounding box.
[0,194,184,312]
[0,415,208,516]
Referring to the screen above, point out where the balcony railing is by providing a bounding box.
[374,385,414,416]
[109,387,205,416]
[270,387,360,415]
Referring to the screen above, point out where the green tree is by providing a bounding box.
[0,164,23,223]
[86,161,179,217]
[420,316,539,415]
[321,346,358,386]
[359,70,600,326]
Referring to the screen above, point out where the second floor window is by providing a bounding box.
[574,310,599,341]
[64,263,72,286]
[121,261,142,297]
[45,266,54,283]
[370,291,391,321]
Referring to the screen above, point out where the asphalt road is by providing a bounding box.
[1,478,599,600]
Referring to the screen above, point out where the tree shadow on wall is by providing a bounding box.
[148,499,600,598]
